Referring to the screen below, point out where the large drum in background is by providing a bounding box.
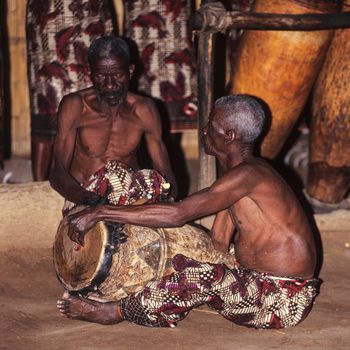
[307,0,350,204]
[230,0,341,159]
[53,211,237,301]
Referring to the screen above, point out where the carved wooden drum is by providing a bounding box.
[307,0,350,204]
[53,212,237,302]
[230,0,341,158]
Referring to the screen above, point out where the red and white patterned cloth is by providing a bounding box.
[121,254,319,329]
[26,0,114,137]
[123,0,197,131]
[83,160,168,205]
[63,161,168,214]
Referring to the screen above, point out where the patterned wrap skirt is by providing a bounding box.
[120,254,319,329]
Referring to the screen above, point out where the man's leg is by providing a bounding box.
[120,254,226,327]
[57,255,227,327]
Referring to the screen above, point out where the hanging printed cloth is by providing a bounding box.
[26,0,115,137]
[123,0,197,131]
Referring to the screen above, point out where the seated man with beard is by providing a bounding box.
[58,95,319,330]
[49,36,177,213]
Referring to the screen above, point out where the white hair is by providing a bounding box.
[214,95,265,143]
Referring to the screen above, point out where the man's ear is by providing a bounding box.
[224,129,235,144]
[129,64,135,78]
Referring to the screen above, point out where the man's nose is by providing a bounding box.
[105,76,114,90]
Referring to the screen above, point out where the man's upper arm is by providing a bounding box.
[136,98,173,175]
[177,165,257,222]
[53,94,82,169]
[137,98,164,150]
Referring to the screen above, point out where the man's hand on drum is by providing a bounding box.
[67,206,100,246]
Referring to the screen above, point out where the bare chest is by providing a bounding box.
[76,110,143,158]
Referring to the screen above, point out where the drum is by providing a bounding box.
[230,0,341,159]
[53,209,237,301]
[307,0,350,203]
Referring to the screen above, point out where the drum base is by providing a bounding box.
[307,162,350,203]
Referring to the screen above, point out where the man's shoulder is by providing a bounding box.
[59,91,92,117]
[219,159,273,187]
[227,160,262,175]
[127,92,154,108]
[126,93,158,121]
[67,86,93,97]
[232,159,288,192]
[239,158,274,175]
[62,88,95,107]
[61,91,82,104]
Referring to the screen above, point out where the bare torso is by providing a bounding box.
[66,95,316,279]
[70,88,147,183]
[227,160,316,278]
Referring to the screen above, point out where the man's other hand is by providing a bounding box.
[67,206,100,246]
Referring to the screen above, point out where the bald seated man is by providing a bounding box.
[58,94,319,330]
[49,36,177,208]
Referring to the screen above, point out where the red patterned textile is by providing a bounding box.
[123,0,197,131]
[26,0,114,137]
[120,254,319,329]
[63,160,168,215]
[83,160,168,205]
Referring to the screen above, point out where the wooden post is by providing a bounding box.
[197,0,217,228]
[7,0,31,158]
[191,5,350,32]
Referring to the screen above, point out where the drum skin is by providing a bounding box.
[230,0,340,158]
[307,0,350,203]
[53,213,237,302]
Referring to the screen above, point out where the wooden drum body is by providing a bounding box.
[230,0,340,158]
[53,214,236,302]
[307,0,350,203]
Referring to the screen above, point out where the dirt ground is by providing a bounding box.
[0,182,349,350]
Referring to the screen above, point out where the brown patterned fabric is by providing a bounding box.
[26,0,115,137]
[83,160,167,205]
[123,0,198,131]
[121,254,319,329]
[63,160,168,214]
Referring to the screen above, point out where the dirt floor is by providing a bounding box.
[0,180,349,350]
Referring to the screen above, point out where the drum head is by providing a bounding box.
[53,211,110,292]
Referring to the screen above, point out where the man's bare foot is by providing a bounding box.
[57,292,123,325]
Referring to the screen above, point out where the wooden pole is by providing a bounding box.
[191,5,350,33]
[197,0,217,228]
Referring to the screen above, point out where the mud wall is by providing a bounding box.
[0,182,63,251]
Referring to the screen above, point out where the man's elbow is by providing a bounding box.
[48,169,59,191]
